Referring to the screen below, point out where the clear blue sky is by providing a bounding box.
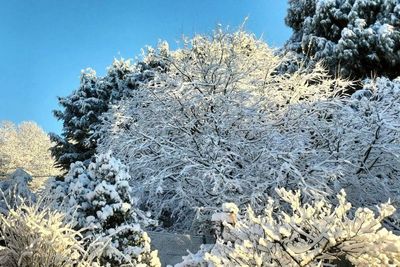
[0,0,291,134]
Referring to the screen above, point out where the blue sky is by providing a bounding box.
[0,0,291,134]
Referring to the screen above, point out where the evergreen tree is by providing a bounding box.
[285,0,400,78]
[50,55,167,170]
[50,68,103,170]
[49,152,160,266]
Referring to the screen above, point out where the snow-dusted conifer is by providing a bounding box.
[49,152,160,266]
[285,0,400,78]
[50,69,105,169]
[50,55,168,170]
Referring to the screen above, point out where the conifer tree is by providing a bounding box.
[50,55,167,170]
[50,152,160,266]
[285,0,400,78]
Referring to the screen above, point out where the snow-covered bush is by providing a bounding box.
[285,0,400,78]
[177,188,400,267]
[49,152,160,266]
[98,29,352,232]
[0,199,102,267]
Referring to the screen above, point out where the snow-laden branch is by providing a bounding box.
[97,29,367,232]
[177,188,400,266]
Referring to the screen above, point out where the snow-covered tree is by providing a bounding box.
[285,0,400,78]
[177,188,400,267]
[98,29,352,232]
[0,121,61,190]
[49,152,160,266]
[50,69,101,170]
[51,54,169,170]
[99,29,400,234]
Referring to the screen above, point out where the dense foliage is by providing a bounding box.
[285,0,400,78]
[0,121,60,176]
[1,2,398,265]
[0,200,102,267]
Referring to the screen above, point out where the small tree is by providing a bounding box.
[49,152,160,266]
[285,0,400,78]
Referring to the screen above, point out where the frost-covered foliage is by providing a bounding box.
[0,168,36,214]
[100,29,400,233]
[177,188,400,267]
[98,29,353,232]
[285,0,400,78]
[51,55,168,170]
[286,77,400,219]
[49,152,160,266]
[0,121,61,189]
[0,199,102,267]
[174,244,213,267]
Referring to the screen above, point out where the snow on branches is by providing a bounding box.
[285,0,400,78]
[93,27,400,237]
[49,152,160,266]
[0,121,61,190]
[50,54,167,170]
[177,188,400,267]
[0,200,101,267]
[98,29,353,232]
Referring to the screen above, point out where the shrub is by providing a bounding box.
[0,200,101,267]
[177,188,400,267]
[0,168,36,214]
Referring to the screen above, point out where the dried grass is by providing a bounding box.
[0,197,104,267]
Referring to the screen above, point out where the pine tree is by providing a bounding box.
[50,69,102,170]
[51,54,169,171]
[285,0,400,78]
[49,152,160,266]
